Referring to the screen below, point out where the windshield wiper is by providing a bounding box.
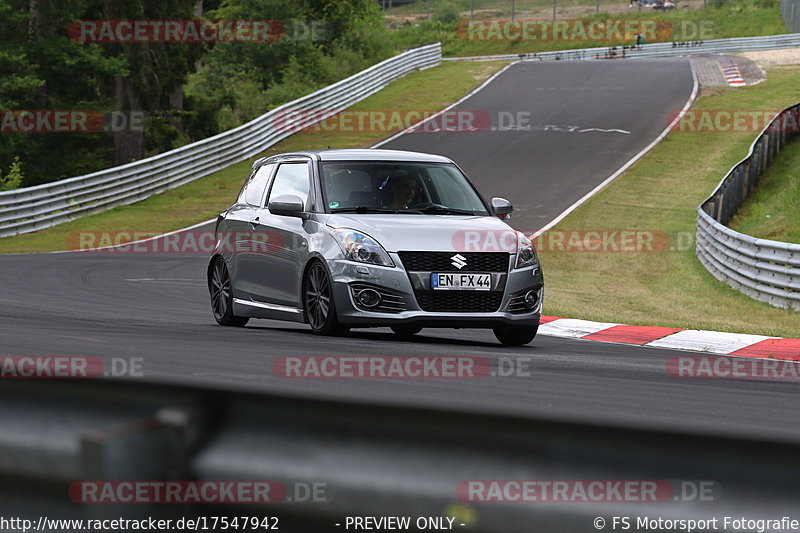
[417,206,482,215]
[331,206,423,214]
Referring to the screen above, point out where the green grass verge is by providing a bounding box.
[728,139,800,243]
[539,66,800,338]
[391,0,787,57]
[0,60,508,255]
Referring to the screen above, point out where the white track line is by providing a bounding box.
[372,61,518,148]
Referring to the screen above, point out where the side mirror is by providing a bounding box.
[268,195,305,218]
[491,197,513,217]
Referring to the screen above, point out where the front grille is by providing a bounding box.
[414,291,503,313]
[350,283,407,313]
[398,252,510,273]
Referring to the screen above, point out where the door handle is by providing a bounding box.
[249,217,260,229]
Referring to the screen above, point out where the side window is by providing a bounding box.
[243,163,275,206]
[268,162,311,209]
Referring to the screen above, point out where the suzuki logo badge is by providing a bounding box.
[450,254,467,270]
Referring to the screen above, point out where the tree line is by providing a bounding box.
[0,0,394,188]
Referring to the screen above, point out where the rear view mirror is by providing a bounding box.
[491,197,513,217]
[268,195,305,218]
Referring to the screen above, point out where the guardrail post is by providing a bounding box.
[79,407,202,520]
[735,166,745,204]
[771,123,778,156]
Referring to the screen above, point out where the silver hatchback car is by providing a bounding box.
[207,149,543,346]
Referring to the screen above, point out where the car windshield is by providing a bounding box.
[321,161,489,215]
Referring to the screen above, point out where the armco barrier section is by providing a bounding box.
[2,378,800,530]
[0,43,441,238]
[696,103,800,311]
[444,32,800,62]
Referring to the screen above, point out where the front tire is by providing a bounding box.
[493,325,538,347]
[304,262,349,336]
[209,257,249,327]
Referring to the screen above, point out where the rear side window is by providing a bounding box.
[268,162,311,209]
[242,163,275,206]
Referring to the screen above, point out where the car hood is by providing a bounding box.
[324,214,519,253]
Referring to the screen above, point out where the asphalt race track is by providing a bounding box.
[382,59,695,231]
[6,59,799,441]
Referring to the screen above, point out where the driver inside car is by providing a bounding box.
[380,171,420,209]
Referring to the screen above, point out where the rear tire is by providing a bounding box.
[493,325,538,347]
[391,325,423,337]
[304,262,349,336]
[209,257,249,327]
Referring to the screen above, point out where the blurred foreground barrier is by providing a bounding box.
[0,43,441,238]
[696,103,800,311]
[3,379,800,531]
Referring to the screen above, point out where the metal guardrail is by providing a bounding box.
[696,104,800,311]
[783,0,800,32]
[444,32,800,62]
[0,43,442,238]
[4,378,800,531]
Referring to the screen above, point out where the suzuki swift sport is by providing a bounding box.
[207,149,543,346]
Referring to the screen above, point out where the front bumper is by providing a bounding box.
[328,254,543,328]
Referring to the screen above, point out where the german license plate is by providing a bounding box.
[431,273,491,291]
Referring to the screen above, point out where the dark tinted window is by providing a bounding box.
[321,162,488,214]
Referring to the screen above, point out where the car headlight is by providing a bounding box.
[332,229,395,267]
[515,232,539,269]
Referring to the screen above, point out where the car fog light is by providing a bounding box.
[524,290,538,310]
[357,288,381,308]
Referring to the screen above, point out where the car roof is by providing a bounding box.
[254,149,453,167]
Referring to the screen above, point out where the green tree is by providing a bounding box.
[0,0,197,184]
[185,0,393,134]
[0,0,126,185]
[99,0,199,164]
[0,156,24,191]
